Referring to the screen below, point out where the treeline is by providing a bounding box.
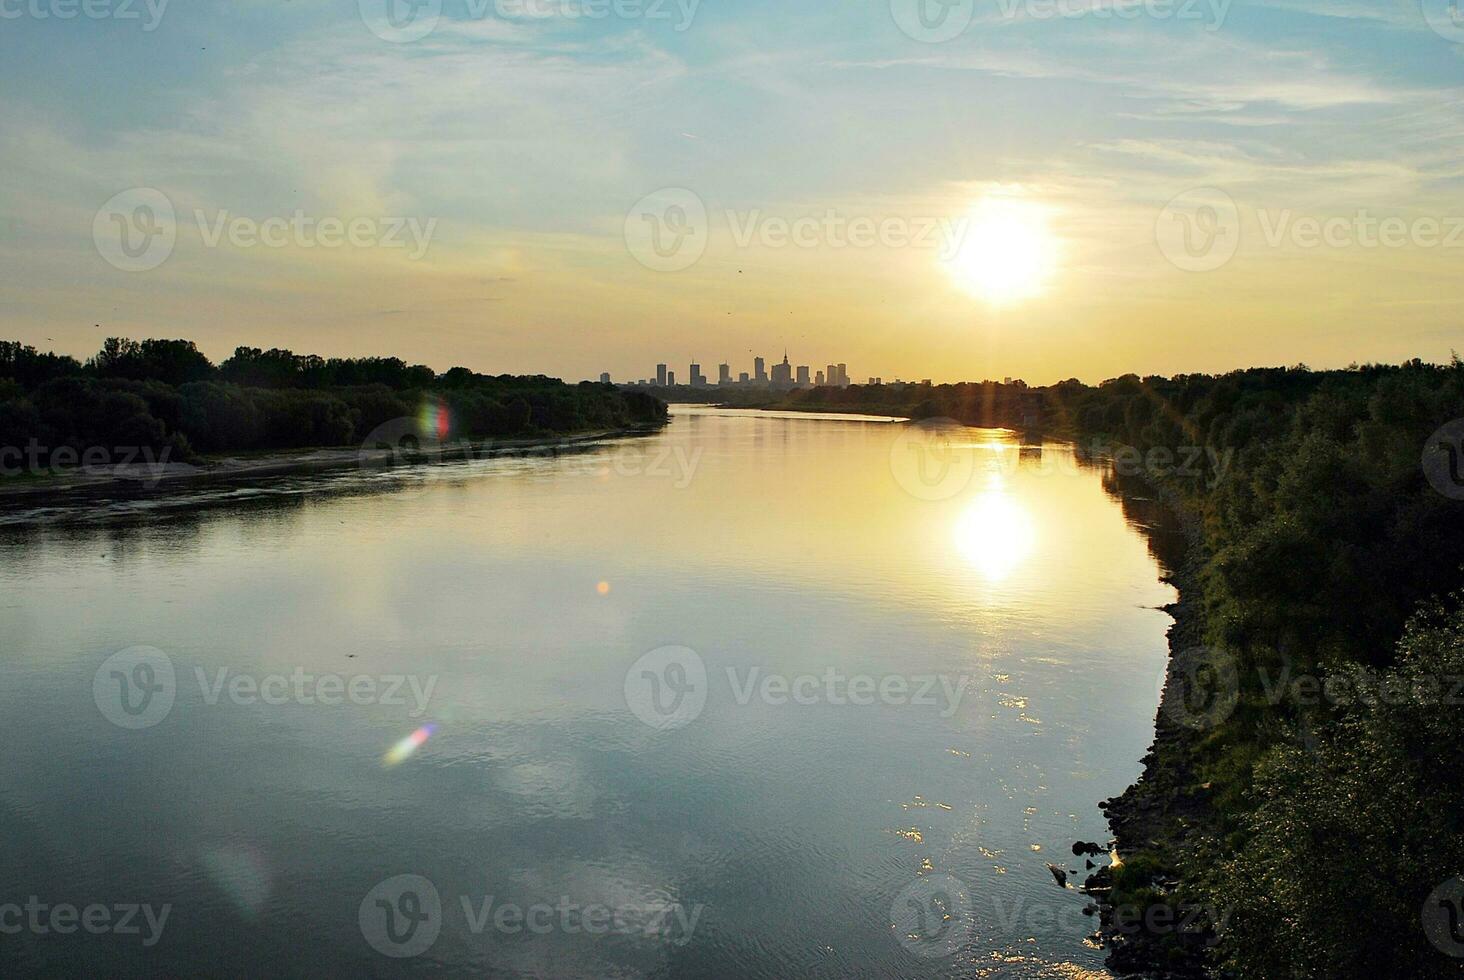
[780,379,1042,424]
[775,363,1464,975]
[1049,364,1464,977]
[0,339,667,469]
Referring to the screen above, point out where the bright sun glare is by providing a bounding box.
[954,490,1037,582]
[944,197,1057,305]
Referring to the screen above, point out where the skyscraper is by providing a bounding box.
[796,365,810,387]
[771,352,792,387]
[600,372,611,384]
[837,363,849,387]
[656,363,668,387]
[689,363,707,387]
[825,364,837,387]
[754,357,767,384]
[718,363,731,385]
[667,370,676,386]
[815,370,825,386]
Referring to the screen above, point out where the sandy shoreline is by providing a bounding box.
[0,425,664,504]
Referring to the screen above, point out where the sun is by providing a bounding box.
[944,197,1057,305]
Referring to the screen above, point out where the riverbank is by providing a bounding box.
[1085,498,1217,979]
[0,424,667,505]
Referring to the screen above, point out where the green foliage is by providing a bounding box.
[0,338,668,472]
[1206,599,1464,979]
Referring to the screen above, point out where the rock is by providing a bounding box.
[1046,863,1068,889]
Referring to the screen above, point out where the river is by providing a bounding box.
[0,406,1175,977]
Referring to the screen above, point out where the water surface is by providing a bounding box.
[0,407,1174,977]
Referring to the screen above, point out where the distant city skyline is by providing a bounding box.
[608,351,899,390]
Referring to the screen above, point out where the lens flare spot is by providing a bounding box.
[418,400,452,442]
[597,581,612,596]
[383,724,438,768]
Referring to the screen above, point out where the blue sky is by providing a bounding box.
[3,0,1463,383]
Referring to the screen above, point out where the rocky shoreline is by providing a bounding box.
[1080,483,1218,978]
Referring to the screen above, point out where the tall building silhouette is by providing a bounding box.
[771,352,792,387]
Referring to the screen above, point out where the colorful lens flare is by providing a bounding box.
[383,724,438,768]
[418,400,451,442]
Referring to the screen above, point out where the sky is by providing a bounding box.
[2,0,1463,384]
